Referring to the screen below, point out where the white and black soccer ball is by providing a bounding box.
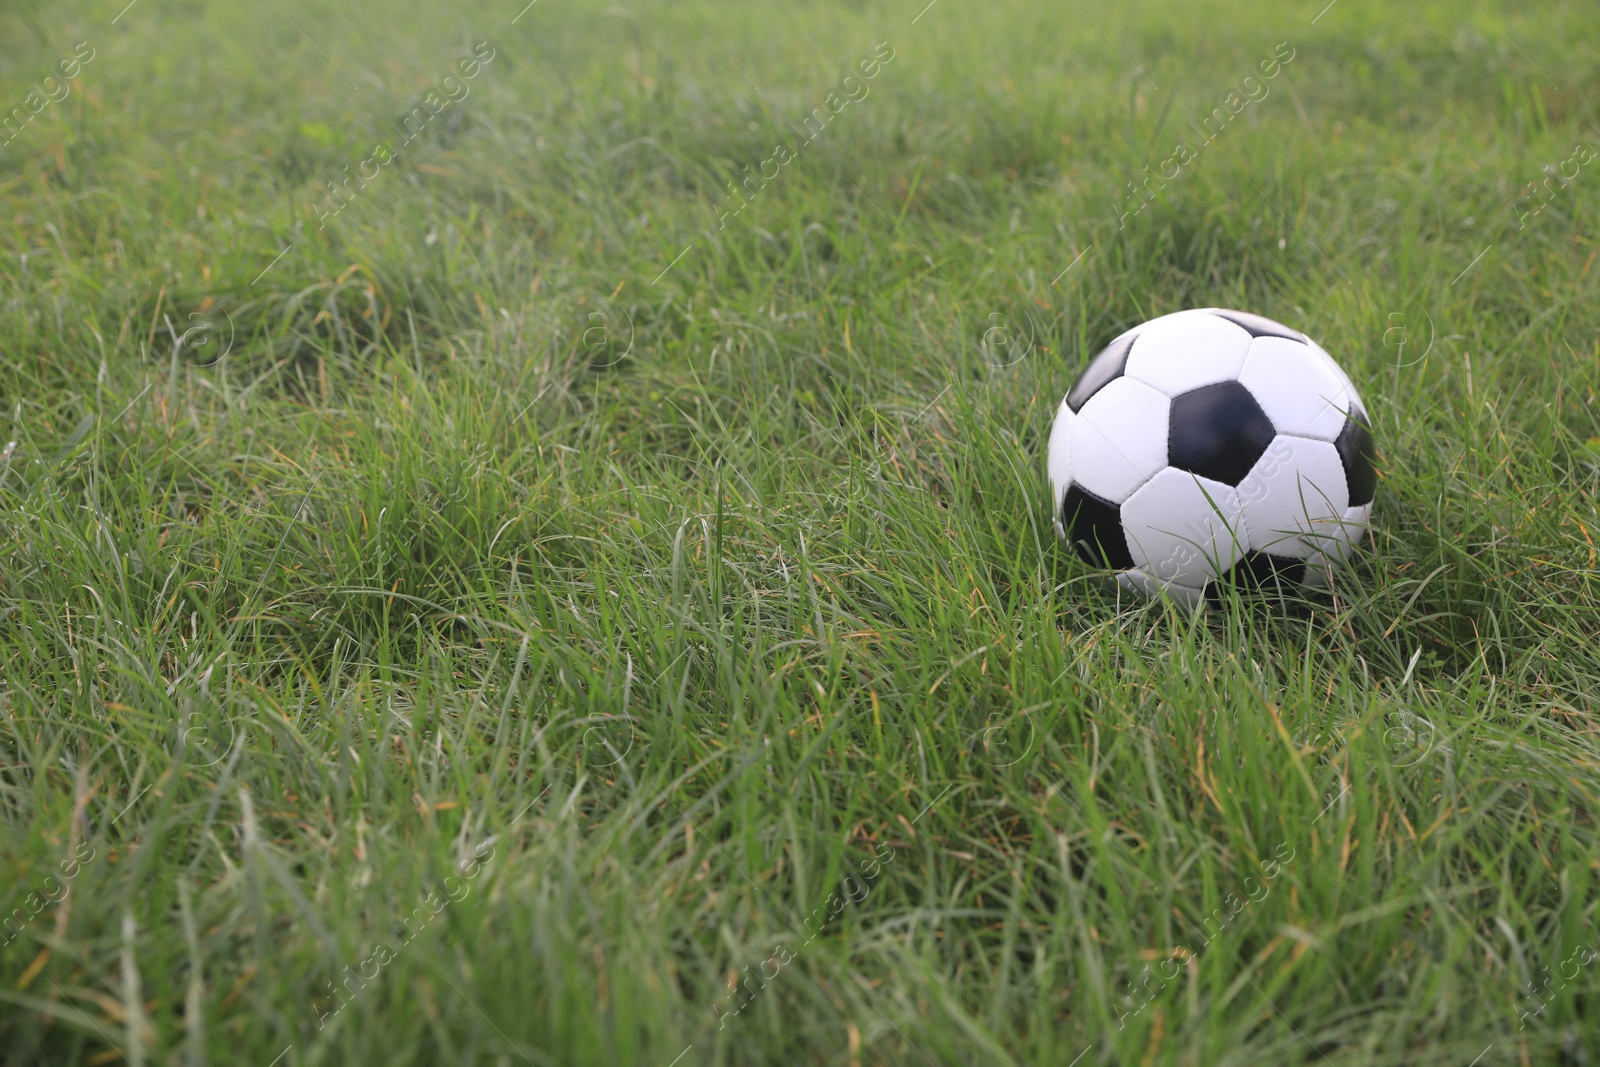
[1047,308,1375,607]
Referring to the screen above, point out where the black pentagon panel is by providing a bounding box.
[1167,380,1277,487]
[1061,484,1134,570]
[1336,416,1377,507]
[1205,551,1307,605]
[1211,310,1305,343]
[1065,332,1135,413]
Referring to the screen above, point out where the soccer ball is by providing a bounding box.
[1046,308,1375,607]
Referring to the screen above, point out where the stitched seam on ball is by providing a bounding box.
[1236,492,1256,568]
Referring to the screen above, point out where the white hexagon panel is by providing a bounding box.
[1236,435,1350,559]
[1123,312,1255,398]
[1120,467,1247,589]
[1066,376,1171,504]
[1238,337,1355,442]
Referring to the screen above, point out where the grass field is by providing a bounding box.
[3,0,1599,1063]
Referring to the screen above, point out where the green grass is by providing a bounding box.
[2,0,1599,1063]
